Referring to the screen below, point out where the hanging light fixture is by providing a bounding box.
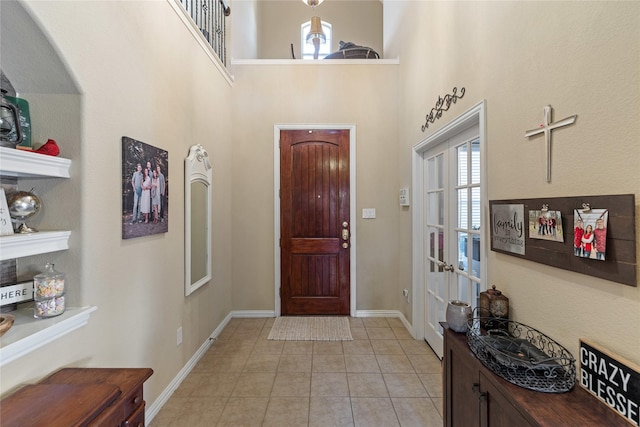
[306,16,326,59]
[301,0,325,7]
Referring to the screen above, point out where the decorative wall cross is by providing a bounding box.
[525,105,577,183]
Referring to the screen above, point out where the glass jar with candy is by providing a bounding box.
[33,263,66,318]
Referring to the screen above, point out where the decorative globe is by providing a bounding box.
[7,190,41,220]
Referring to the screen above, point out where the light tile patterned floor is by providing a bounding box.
[150,317,443,427]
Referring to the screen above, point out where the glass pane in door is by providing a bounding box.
[472,187,480,231]
[457,144,468,186]
[457,188,468,229]
[471,233,481,278]
[471,139,480,184]
[456,275,470,305]
[436,154,444,188]
[427,157,436,190]
[457,231,468,272]
[428,226,444,267]
[427,193,438,224]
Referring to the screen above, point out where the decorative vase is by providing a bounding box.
[33,263,66,318]
[446,300,471,333]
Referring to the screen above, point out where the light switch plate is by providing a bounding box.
[399,188,410,207]
[362,208,376,219]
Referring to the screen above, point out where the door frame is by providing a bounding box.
[274,124,357,317]
[411,101,488,342]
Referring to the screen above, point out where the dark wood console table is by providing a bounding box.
[0,367,153,427]
[442,323,627,426]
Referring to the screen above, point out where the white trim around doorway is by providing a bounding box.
[411,101,488,342]
[273,124,357,317]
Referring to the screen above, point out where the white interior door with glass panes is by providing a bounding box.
[423,124,483,358]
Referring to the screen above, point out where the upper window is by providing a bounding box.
[301,20,332,60]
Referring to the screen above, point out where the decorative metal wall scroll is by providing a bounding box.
[421,87,465,132]
[524,105,577,183]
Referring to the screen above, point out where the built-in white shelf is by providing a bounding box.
[0,230,71,261]
[0,147,72,260]
[0,147,83,366]
[0,146,71,178]
[0,306,97,367]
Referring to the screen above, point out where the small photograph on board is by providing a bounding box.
[573,208,608,261]
[122,137,168,240]
[528,210,564,242]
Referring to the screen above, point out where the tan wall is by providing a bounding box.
[0,0,234,405]
[233,0,383,59]
[385,1,640,365]
[230,0,259,60]
[229,63,401,312]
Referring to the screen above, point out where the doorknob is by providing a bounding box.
[341,221,350,240]
[438,261,454,272]
[342,229,350,240]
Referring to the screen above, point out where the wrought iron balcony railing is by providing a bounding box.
[178,0,230,66]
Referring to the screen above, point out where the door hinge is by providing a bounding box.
[279,287,281,296]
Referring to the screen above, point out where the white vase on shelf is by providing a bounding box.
[446,300,471,333]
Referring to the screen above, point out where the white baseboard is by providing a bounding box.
[145,311,233,423]
[146,308,414,423]
[355,309,415,338]
[231,310,276,318]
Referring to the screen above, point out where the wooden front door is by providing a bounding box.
[280,129,350,315]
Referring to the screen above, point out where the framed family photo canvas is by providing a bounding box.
[122,136,169,239]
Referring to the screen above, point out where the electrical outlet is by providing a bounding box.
[177,326,183,346]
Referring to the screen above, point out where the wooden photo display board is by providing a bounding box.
[490,194,636,286]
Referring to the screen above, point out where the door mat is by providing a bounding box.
[267,316,353,341]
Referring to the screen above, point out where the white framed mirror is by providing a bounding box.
[185,144,212,296]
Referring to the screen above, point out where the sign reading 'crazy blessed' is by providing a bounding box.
[491,204,525,255]
[580,339,640,426]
